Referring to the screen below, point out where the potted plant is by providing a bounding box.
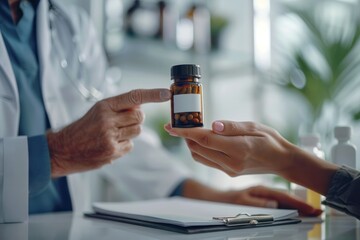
[273,0,360,145]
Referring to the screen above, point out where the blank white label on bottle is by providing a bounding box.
[174,94,201,113]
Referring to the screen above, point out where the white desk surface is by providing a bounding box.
[1,212,359,240]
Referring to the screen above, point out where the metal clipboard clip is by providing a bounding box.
[213,213,274,226]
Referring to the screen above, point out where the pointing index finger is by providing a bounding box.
[106,89,171,111]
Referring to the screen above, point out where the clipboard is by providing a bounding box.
[84,197,301,234]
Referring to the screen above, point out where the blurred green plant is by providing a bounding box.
[271,1,360,190]
[149,113,183,151]
[275,1,360,130]
[210,14,229,50]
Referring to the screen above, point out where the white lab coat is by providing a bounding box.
[0,0,190,223]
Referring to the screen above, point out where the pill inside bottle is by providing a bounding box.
[170,64,204,128]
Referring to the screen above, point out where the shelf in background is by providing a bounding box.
[108,37,254,79]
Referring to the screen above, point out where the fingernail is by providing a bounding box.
[265,201,278,209]
[164,123,171,132]
[213,121,224,132]
[160,90,171,100]
[169,132,179,137]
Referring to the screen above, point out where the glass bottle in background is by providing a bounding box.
[192,3,211,53]
[299,134,325,210]
[298,134,325,239]
[330,126,356,215]
[176,3,211,53]
[124,0,160,39]
[104,0,125,55]
[331,126,356,169]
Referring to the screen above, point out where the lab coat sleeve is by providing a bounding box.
[0,137,28,223]
[27,135,51,198]
[98,128,192,201]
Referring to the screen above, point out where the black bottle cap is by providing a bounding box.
[171,64,201,79]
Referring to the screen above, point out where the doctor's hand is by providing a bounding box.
[48,89,171,177]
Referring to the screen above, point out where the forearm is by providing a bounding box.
[283,145,339,195]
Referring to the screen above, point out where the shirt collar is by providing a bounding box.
[0,0,41,23]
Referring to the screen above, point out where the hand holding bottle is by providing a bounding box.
[165,121,298,176]
[164,120,340,195]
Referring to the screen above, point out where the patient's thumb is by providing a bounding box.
[212,120,240,136]
[212,121,225,133]
[212,121,254,136]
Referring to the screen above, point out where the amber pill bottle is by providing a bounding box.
[170,64,204,128]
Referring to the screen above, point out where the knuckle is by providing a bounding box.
[230,161,244,174]
[119,125,142,139]
[132,125,142,136]
[191,152,204,164]
[227,171,238,178]
[95,100,110,112]
[128,89,143,105]
[115,140,133,158]
[246,122,259,132]
[117,127,125,139]
[250,185,265,193]
[133,110,145,123]
[98,115,111,128]
[99,126,112,139]
[191,151,198,160]
[268,128,280,137]
[104,143,116,157]
[123,140,134,153]
[228,121,240,133]
[186,139,198,151]
[198,135,210,146]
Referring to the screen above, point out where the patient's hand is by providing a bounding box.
[165,121,339,196]
[181,179,322,217]
[164,121,295,177]
[223,186,322,217]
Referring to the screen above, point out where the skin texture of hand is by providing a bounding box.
[48,89,171,177]
[165,121,295,176]
[165,121,339,195]
[182,179,322,217]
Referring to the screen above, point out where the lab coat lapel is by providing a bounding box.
[0,33,20,136]
[36,0,86,213]
[36,0,51,91]
[0,35,17,97]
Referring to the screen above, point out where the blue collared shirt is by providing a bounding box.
[0,0,72,213]
[0,0,184,212]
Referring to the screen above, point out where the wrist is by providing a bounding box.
[282,146,339,195]
[271,139,300,177]
[46,131,67,177]
[278,143,303,179]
